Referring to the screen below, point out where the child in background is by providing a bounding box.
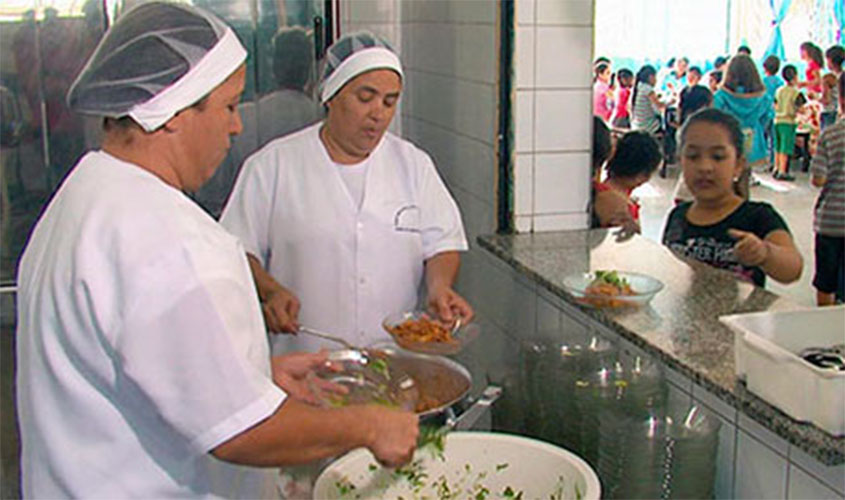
[673,85,713,204]
[762,55,783,167]
[713,55,775,198]
[594,130,663,232]
[820,45,844,129]
[773,65,803,181]
[611,69,634,129]
[798,41,824,97]
[631,65,666,135]
[593,63,615,122]
[708,70,723,94]
[662,108,802,287]
[762,55,784,102]
[810,74,845,306]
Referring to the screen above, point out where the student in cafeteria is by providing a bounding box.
[593,62,615,122]
[810,74,845,306]
[820,45,844,129]
[663,109,802,288]
[631,65,667,135]
[713,55,775,198]
[611,68,634,129]
[773,65,804,181]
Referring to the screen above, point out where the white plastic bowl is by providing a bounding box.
[313,431,601,499]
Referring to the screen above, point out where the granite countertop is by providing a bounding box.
[478,229,844,466]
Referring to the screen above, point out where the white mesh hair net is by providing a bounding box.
[318,31,403,103]
[67,1,246,132]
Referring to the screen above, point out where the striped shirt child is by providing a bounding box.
[811,119,845,236]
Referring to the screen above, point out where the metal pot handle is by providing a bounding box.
[445,385,502,431]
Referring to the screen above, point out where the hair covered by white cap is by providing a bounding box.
[66,1,246,132]
[319,31,403,104]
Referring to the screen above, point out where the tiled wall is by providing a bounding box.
[514,0,594,232]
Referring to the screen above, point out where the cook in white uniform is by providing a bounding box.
[15,5,417,498]
[221,31,474,352]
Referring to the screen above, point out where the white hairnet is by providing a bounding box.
[67,1,247,132]
[319,31,403,104]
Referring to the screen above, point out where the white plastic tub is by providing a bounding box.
[313,431,601,499]
[720,306,845,436]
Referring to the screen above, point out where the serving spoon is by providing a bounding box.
[298,326,360,350]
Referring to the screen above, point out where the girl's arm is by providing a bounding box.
[728,229,803,283]
[647,90,667,111]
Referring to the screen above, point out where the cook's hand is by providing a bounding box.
[728,229,769,266]
[427,285,474,326]
[365,407,419,468]
[262,286,300,333]
[270,351,329,405]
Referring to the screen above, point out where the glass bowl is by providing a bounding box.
[306,348,419,411]
[383,310,480,355]
[562,271,664,308]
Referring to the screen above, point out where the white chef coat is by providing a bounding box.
[220,123,468,353]
[16,151,286,499]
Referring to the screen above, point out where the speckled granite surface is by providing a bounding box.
[478,229,844,466]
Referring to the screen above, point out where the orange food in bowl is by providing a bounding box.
[387,317,457,346]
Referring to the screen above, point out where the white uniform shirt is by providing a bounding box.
[16,151,286,499]
[220,123,468,352]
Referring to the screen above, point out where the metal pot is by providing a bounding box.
[362,344,502,430]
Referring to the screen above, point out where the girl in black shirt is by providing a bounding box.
[662,109,803,287]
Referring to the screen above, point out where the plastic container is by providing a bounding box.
[720,306,845,435]
[313,431,601,499]
[383,310,480,355]
[562,271,664,308]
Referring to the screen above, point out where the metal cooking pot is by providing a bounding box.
[324,344,501,430]
[370,344,501,430]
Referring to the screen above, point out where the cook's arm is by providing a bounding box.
[246,253,300,333]
[424,251,474,324]
[212,399,418,467]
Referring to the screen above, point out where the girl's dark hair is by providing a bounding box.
[592,116,612,177]
[840,73,845,108]
[801,41,824,67]
[826,45,845,70]
[782,64,798,83]
[631,65,657,116]
[594,63,610,82]
[679,108,745,158]
[722,55,764,93]
[617,68,634,86]
[710,70,723,84]
[688,66,702,76]
[605,130,662,179]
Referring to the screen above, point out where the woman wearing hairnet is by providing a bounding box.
[221,32,474,353]
[15,5,417,498]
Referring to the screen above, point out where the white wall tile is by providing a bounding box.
[449,0,496,24]
[401,0,449,23]
[787,465,841,499]
[535,26,593,88]
[735,430,788,499]
[514,214,533,233]
[533,152,591,214]
[516,26,535,89]
[514,154,534,215]
[456,24,497,83]
[451,135,496,204]
[516,0,535,25]
[515,90,534,152]
[788,445,845,495]
[533,212,589,231]
[697,405,737,500]
[534,90,592,151]
[737,414,789,457]
[348,0,396,23]
[536,0,593,26]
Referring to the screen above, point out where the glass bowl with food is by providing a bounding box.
[382,311,480,355]
[563,270,664,308]
[306,348,419,411]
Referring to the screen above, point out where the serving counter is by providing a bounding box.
[474,229,843,476]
